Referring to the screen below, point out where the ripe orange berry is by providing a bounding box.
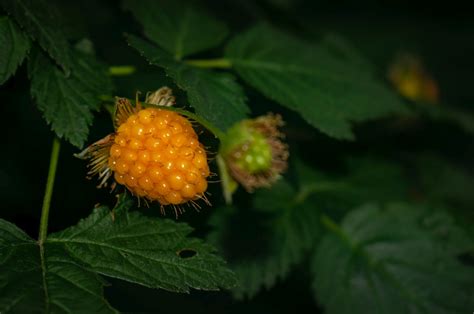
[108,107,210,205]
[77,90,210,216]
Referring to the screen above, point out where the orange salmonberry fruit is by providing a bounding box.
[76,87,211,216]
[109,107,210,206]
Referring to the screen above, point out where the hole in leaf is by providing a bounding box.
[177,248,197,258]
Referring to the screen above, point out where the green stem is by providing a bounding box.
[100,95,226,140]
[185,58,233,69]
[320,214,353,249]
[294,181,347,204]
[108,65,136,76]
[38,138,60,313]
[38,138,61,244]
[216,154,238,204]
[142,101,226,139]
[163,106,227,140]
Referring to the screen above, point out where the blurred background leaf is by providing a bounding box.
[226,24,407,140]
[312,203,474,314]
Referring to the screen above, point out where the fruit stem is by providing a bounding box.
[185,58,233,69]
[137,100,227,140]
[294,181,348,204]
[99,95,227,140]
[38,137,61,244]
[167,107,227,140]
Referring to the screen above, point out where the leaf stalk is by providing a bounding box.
[38,137,61,244]
[185,58,232,69]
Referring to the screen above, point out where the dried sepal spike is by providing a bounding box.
[146,86,175,107]
[114,97,138,129]
[77,87,211,217]
[75,134,115,189]
[220,113,289,192]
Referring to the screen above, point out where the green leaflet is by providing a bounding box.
[225,24,407,140]
[420,103,474,136]
[416,154,474,207]
[312,203,474,314]
[0,16,30,85]
[28,49,112,148]
[127,34,249,132]
[293,157,409,219]
[0,0,73,75]
[122,0,228,59]
[0,219,116,314]
[209,181,321,299]
[48,202,237,293]
[0,199,236,312]
[209,157,410,299]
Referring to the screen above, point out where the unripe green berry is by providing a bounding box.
[219,113,288,192]
[235,133,272,173]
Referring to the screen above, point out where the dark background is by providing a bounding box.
[1,0,473,312]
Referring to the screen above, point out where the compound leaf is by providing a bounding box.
[0,219,116,314]
[127,34,249,131]
[48,201,236,293]
[312,203,474,314]
[226,24,407,139]
[209,181,321,299]
[28,49,112,148]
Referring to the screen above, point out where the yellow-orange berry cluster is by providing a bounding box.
[108,108,210,205]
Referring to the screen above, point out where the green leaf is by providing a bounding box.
[253,179,295,212]
[312,203,474,314]
[48,203,237,293]
[209,182,321,299]
[28,49,112,148]
[294,157,408,218]
[0,219,116,314]
[127,34,249,131]
[416,154,474,207]
[225,24,407,140]
[0,16,30,85]
[422,104,474,135]
[122,0,228,59]
[1,198,236,311]
[0,0,73,75]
